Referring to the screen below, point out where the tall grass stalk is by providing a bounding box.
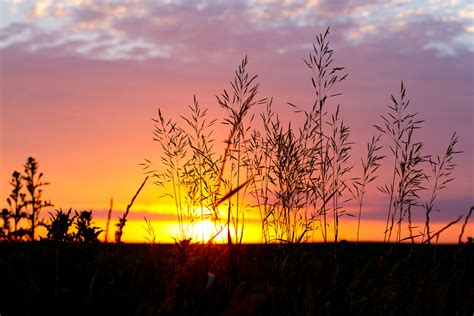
[181,96,222,242]
[422,133,460,244]
[144,108,190,241]
[115,176,148,243]
[23,157,53,240]
[6,171,26,240]
[351,135,384,245]
[104,198,113,243]
[375,82,425,243]
[303,27,348,242]
[328,105,353,242]
[217,55,266,244]
[458,206,473,244]
[395,126,427,243]
[424,215,463,244]
[143,216,157,244]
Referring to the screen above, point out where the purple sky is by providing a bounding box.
[0,1,473,233]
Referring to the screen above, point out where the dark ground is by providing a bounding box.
[1,241,472,315]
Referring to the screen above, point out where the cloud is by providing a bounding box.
[0,23,35,49]
[0,0,472,61]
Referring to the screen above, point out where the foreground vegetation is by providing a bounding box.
[1,242,472,315]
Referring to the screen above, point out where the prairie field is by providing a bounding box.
[1,242,473,315]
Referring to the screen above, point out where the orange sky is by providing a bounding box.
[0,1,472,243]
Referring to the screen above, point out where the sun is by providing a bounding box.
[192,219,222,243]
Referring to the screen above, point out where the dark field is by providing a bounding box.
[1,242,472,315]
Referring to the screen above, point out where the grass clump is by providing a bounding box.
[143,98,222,244]
[245,28,352,244]
[143,57,264,246]
[1,157,52,241]
[375,83,462,243]
[41,208,103,243]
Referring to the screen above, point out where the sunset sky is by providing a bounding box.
[1,0,472,243]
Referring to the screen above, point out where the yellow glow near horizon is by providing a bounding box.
[26,214,473,244]
[108,217,471,244]
[24,204,473,244]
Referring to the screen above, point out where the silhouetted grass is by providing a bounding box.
[115,176,148,244]
[104,198,113,243]
[459,206,473,244]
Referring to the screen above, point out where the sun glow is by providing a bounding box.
[190,219,224,244]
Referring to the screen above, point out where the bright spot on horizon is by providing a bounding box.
[190,219,223,244]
